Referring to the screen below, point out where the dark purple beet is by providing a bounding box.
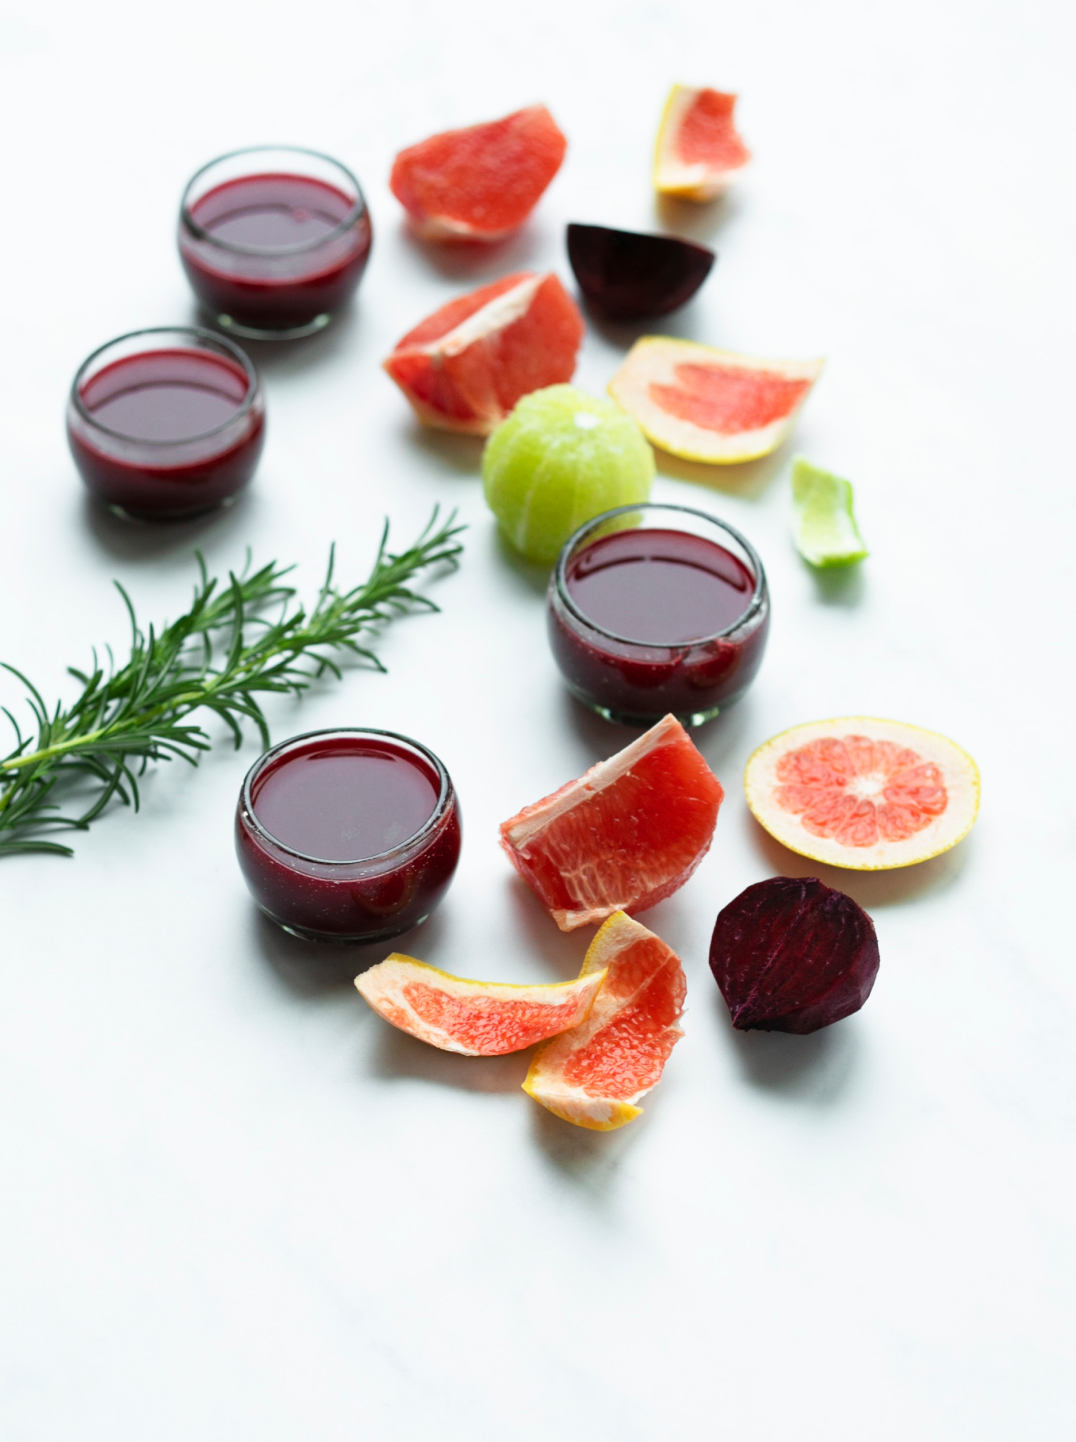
[566,223,715,320]
[709,877,879,1034]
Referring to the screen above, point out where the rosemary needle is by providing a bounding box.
[0,508,463,857]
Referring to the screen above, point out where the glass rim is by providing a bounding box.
[69,326,261,447]
[553,501,768,648]
[240,726,454,868]
[179,144,367,256]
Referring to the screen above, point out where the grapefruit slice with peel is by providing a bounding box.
[609,337,824,464]
[745,717,981,870]
[524,911,686,1130]
[653,85,751,201]
[383,272,584,435]
[390,105,567,241]
[354,954,607,1056]
[500,713,724,931]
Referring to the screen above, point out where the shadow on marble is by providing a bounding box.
[719,997,861,1104]
[80,487,258,565]
[403,422,485,478]
[653,442,790,501]
[530,1095,646,1189]
[369,1023,530,1094]
[395,216,549,283]
[805,558,867,607]
[748,816,973,909]
[653,190,740,247]
[251,905,450,999]
[180,293,364,380]
[501,873,590,981]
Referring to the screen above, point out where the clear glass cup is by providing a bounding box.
[178,145,373,340]
[66,326,265,522]
[235,728,462,944]
[547,501,770,727]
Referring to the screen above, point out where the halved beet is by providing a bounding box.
[709,877,879,1034]
[566,223,715,320]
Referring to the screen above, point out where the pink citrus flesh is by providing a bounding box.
[653,85,751,201]
[500,713,724,931]
[354,954,607,1057]
[524,911,686,1130]
[390,105,567,241]
[608,337,824,464]
[745,717,981,870]
[383,271,584,435]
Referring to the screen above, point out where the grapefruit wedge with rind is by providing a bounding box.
[609,338,823,464]
[524,911,686,1130]
[355,954,607,1056]
[390,105,567,241]
[383,272,584,435]
[745,717,980,870]
[653,85,751,201]
[500,713,724,931]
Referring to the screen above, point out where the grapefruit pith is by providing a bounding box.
[383,272,584,435]
[390,105,567,241]
[745,717,981,870]
[500,713,724,931]
[524,911,686,1130]
[653,85,751,201]
[354,954,607,1056]
[609,337,824,464]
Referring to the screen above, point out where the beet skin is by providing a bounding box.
[709,876,879,1034]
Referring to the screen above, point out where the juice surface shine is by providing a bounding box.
[179,173,372,333]
[67,342,265,520]
[549,524,769,726]
[236,731,461,944]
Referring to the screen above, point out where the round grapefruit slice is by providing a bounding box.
[499,713,724,931]
[383,272,584,435]
[609,337,824,464]
[390,105,568,241]
[523,911,686,1130]
[653,85,751,201]
[354,954,607,1056]
[745,717,981,870]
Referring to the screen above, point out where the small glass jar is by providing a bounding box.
[178,146,373,339]
[547,502,770,727]
[66,326,265,522]
[235,729,462,944]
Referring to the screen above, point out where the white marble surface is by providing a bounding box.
[1,0,1074,1437]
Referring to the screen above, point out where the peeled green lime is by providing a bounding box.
[792,458,869,567]
[482,385,655,564]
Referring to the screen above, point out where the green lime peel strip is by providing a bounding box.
[791,457,869,568]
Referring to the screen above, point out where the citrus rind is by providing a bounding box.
[523,912,686,1130]
[653,85,751,201]
[355,954,607,1056]
[745,716,981,871]
[608,337,824,465]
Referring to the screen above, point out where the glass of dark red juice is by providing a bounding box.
[178,146,372,339]
[67,326,265,522]
[548,502,769,727]
[236,728,462,943]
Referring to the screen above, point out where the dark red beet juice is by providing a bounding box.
[548,504,769,726]
[66,328,265,521]
[236,730,461,943]
[179,148,372,338]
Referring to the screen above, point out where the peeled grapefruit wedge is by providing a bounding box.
[390,105,567,241]
[354,954,607,1056]
[609,337,824,464]
[745,717,981,870]
[524,911,686,1130]
[653,85,750,201]
[383,272,584,435]
[500,713,724,931]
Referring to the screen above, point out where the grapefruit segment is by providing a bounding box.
[390,105,567,241]
[383,272,584,435]
[609,337,824,464]
[653,86,751,201]
[523,911,686,1130]
[354,954,607,1056]
[745,717,981,870]
[500,713,724,931]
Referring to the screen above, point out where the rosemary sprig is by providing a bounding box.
[0,508,463,857]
